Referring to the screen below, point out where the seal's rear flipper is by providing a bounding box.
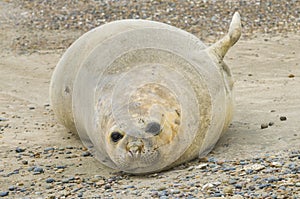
[208,12,242,60]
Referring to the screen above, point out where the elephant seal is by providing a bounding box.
[50,12,241,174]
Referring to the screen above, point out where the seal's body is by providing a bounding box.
[50,12,241,174]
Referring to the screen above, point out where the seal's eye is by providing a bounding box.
[145,122,161,135]
[111,131,124,142]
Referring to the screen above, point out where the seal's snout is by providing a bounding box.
[127,140,144,157]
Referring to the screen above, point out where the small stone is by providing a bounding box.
[14,179,23,185]
[44,147,55,152]
[235,184,242,189]
[96,180,105,187]
[261,123,268,129]
[81,151,91,157]
[157,186,167,191]
[268,122,274,126]
[62,177,74,183]
[8,186,15,191]
[170,189,180,194]
[104,184,111,190]
[22,160,28,165]
[15,147,25,153]
[0,192,9,197]
[202,183,214,190]
[280,116,287,121]
[46,178,55,183]
[244,164,265,171]
[33,167,44,174]
[223,186,234,194]
[0,118,8,122]
[187,166,194,171]
[124,185,135,189]
[270,162,282,167]
[45,185,53,189]
[213,193,223,197]
[288,74,295,78]
[258,183,271,189]
[265,176,278,183]
[248,185,255,191]
[90,178,100,183]
[44,103,50,107]
[55,169,64,173]
[28,106,35,110]
[195,163,208,169]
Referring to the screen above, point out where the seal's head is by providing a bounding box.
[106,110,182,173]
[104,84,184,174]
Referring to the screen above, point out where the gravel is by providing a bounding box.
[2,0,299,53]
[1,146,299,198]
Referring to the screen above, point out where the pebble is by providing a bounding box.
[15,147,25,153]
[81,151,91,157]
[270,162,282,167]
[244,164,265,171]
[195,163,208,169]
[8,186,15,191]
[280,116,287,121]
[234,184,243,189]
[0,192,8,197]
[261,123,268,129]
[268,122,274,126]
[21,160,28,165]
[46,178,55,183]
[223,186,234,194]
[202,183,214,190]
[44,147,55,152]
[33,167,44,174]
[0,117,8,121]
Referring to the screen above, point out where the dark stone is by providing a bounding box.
[258,184,271,189]
[235,184,242,189]
[279,116,287,121]
[15,147,25,153]
[81,151,91,157]
[0,192,9,197]
[44,147,55,152]
[249,186,255,191]
[104,184,111,190]
[261,123,268,129]
[33,167,44,174]
[46,178,55,183]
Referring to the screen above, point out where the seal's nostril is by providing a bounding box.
[145,122,161,135]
